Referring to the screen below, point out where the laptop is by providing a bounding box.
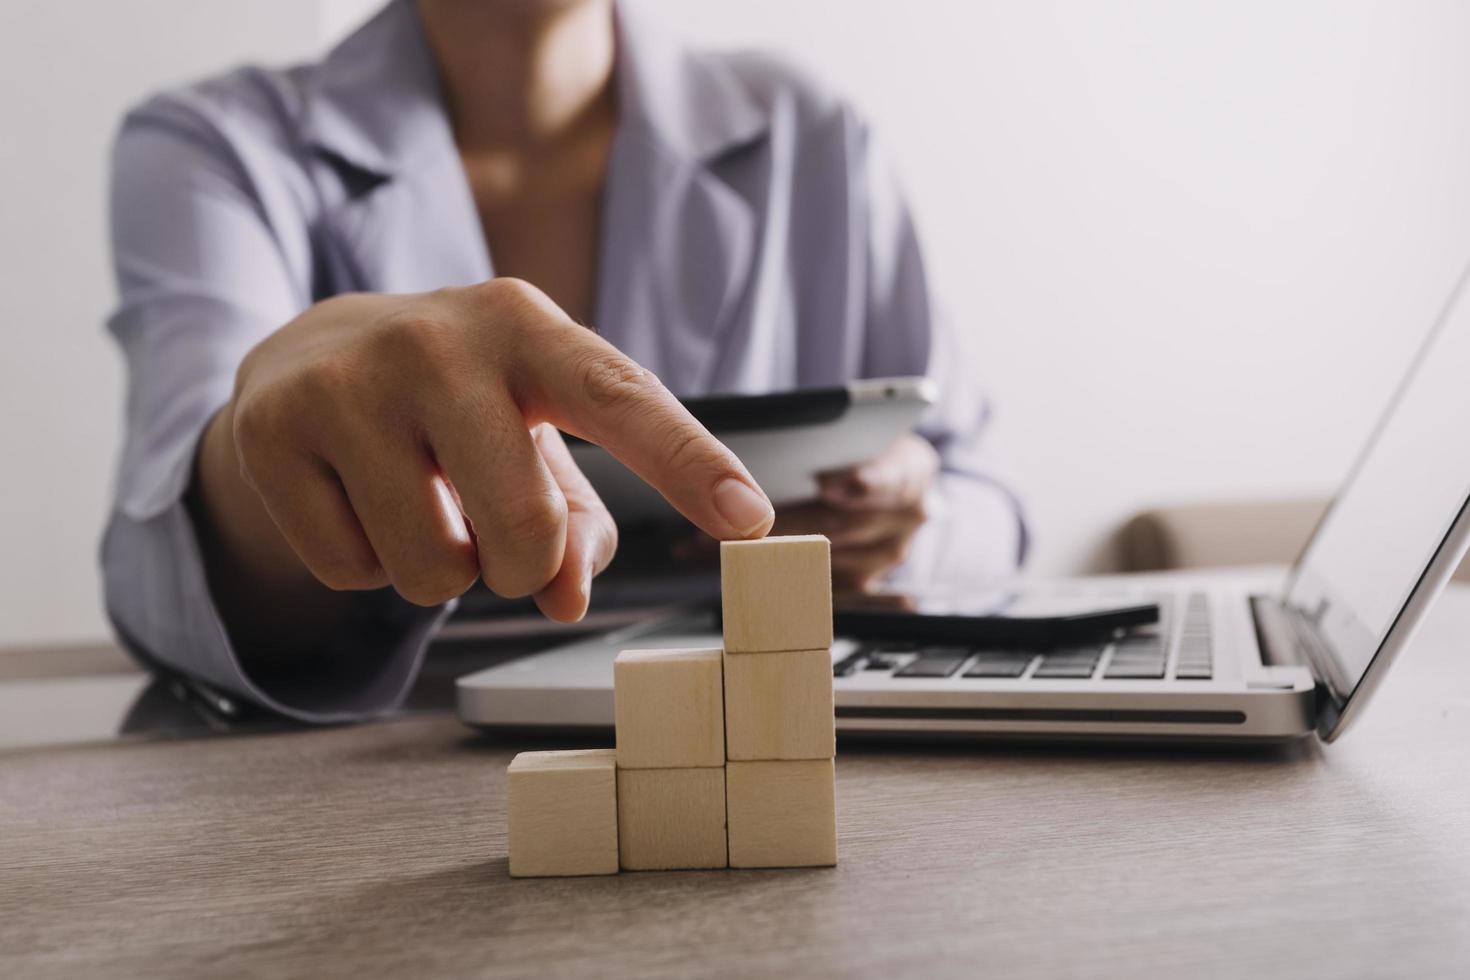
[457,261,1470,744]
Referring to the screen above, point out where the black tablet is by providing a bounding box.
[568,377,937,521]
[832,590,1161,647]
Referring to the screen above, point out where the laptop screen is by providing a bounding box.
[1285,264,1470,701]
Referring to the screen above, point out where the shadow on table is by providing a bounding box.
[108,621,601,741]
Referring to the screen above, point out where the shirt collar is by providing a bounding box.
[300,0,769,177]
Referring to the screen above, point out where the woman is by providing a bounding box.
[103,0,1024,720]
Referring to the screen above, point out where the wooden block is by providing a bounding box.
[720,535,833,654]
[723,648,835,761]
[613,648,724,769]
[617,767,728,871]
[506,749,619,877]
[726,759,837,868]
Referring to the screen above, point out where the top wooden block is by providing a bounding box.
[720,535,833,654]
[614,648,725,769]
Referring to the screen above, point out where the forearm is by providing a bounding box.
[102,100,452,719]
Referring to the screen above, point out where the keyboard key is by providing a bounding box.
[831,651,868,677]
[1104,661,1166,679]
[1175,590,1215,680]
[1032,661,1098,679]
[1110,646,1166,660]
[851,644,913,672]
[1110,650,1167,662]
[1043,644,1105,658]
[962,653,1033,678]
[1031,644,1105,679]
[893,648,969,678]
[1030,652,1099,678]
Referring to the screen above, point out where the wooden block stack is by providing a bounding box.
[720,534,838,868]
[614,648,728,870]
[507,534,836,876]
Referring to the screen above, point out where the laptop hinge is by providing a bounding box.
[1249,595,1309,671]
[1251,595,1337,730]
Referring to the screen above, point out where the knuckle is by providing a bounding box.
[480,493,567,597]
[376,314,462,382]
[502,491,568,550]
[661,420,734,479]
[295,355,363,408]
[479,276,540,307]
[574,349,660,412]
[472,277,554,334]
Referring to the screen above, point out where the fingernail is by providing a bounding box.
[714,478,774,538]
[559,574,590,624]
[578,557,595,602]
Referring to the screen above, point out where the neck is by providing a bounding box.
[417,0,617,153]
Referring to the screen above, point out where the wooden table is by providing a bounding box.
[3,588,1469,979]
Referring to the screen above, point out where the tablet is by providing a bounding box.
[830,590,1161,646]
[568,377,937,522]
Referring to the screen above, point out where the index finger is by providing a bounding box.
[521,325,774,541]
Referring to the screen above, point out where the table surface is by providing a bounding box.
[3,588,1469,979]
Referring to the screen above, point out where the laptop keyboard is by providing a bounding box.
[833,592,1214,682]
[1173,592,1215,679]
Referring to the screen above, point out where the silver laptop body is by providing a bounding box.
[457,261,1470,744]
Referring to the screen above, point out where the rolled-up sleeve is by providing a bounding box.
[101,95,448,722]
[856,124,1028,583]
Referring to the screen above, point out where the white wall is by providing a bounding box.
[623,0,1470,572]
[5,1,1470,645]
[0,1,322,645]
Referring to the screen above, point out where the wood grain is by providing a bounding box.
[723,648,835,761]
[726,759,837,868]
[613,648,725,769]
[3,586,1470,978]
[617,767,727,871]
[720,535,833,654]
[507,749,619,877]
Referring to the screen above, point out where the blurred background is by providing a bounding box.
[3,0,1469,648]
